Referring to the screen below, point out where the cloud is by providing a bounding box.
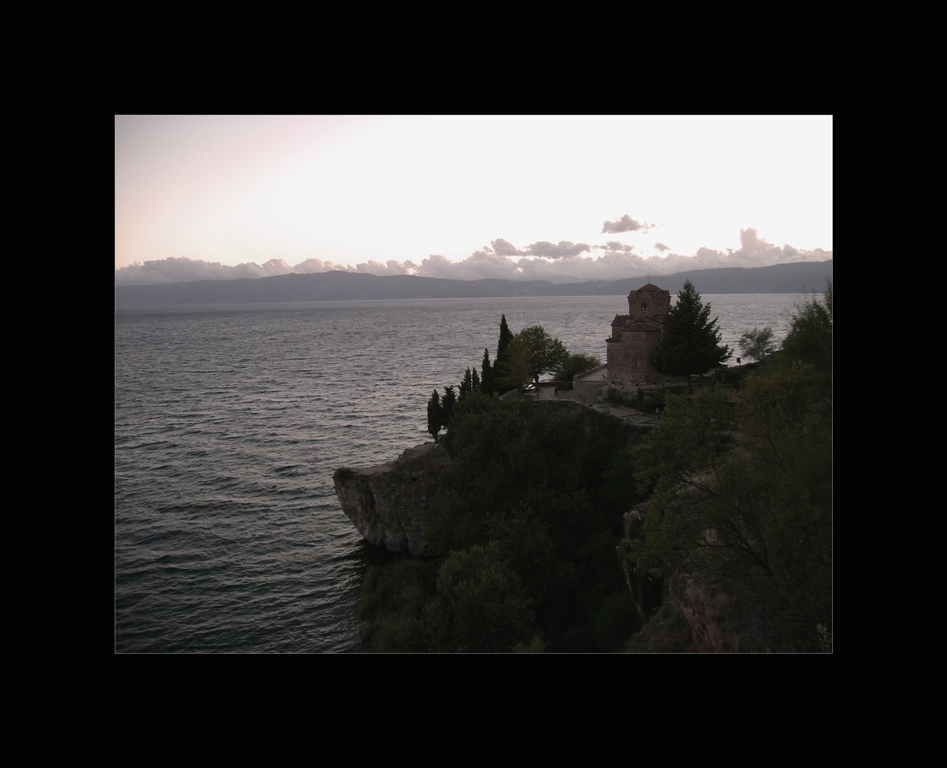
[115,255,357,285]
[522,240,591,260]
[115,257,245,285]
[261,258,294,276]
[601,214,652,234]
[594,241,635,252]
[491,238,523,256]
[417,250,520,281]
[294,258,338,274]
[355,259,414,276]
[116,228,831,286]
[660,228,819,271]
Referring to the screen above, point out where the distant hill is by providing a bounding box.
[115,259,833,308]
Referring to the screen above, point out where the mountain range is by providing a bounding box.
[115,260,833,308]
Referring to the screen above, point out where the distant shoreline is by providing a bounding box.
[116,260,832,308]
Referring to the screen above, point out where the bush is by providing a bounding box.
[714,363,758,389]
[606,389,638,408]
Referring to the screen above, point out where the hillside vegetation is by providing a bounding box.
[358,285,832,652]
[626,284,832,651]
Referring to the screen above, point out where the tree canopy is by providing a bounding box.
[370,389,647,652]
[739,327,776,362]
[491,324,573,390]
[628,282,833,651]
[556,353,602,388]
[496,336,533,390]
[511,326,570,386]
[649,280,730,387]
[426,390,442,442]
[780,282,832,376]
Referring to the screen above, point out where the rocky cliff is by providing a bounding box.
[621,498,755,653]
[333,442,450,556]
[333,400,650,558]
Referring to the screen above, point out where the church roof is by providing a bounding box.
[624,316,664,331]
[628,282,669,297]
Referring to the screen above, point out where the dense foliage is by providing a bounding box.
[628,284,832,651]
[426,317,598,439]
[649,280,730,387]
[364,388,644,651]
[364,290,832,652]
[781,282,832,375]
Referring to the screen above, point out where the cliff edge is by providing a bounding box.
[333,442,450,556]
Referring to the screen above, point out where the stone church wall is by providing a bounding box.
[607,329,664,386]
[606,283,672,387]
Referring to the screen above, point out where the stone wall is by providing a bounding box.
[572,363,608,401]
[606,325,665,386]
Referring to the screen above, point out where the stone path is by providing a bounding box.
[532,385,662,426]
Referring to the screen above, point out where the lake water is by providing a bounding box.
[114,294,807,652]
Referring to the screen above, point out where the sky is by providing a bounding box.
[115,115,832,285]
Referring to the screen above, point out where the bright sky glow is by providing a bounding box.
[115,115,832,282]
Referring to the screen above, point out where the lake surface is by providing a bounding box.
[114,294,806,652]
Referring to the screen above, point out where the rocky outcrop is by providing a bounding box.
[667,567,743,653]
[621,497,755,653]
[333,442,450,556]
[334,401,647,558]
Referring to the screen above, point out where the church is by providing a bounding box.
[605,283,671,387]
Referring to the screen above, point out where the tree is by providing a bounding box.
[441,385,456,429]
[421,542,536,653]
[497,315,514,361]
[555,353,601,389]
[649,280,731,389]
[480,348,495,395]
[426,390,442,442]
[781,282,832,376]
[516,325,570,385]
[494,315,516,394]
[496,335,532,390]
[739,327,776,362]
[628,357,832,651]
[459,368,473,400]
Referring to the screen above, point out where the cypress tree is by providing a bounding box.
[480,348,495,395]
[442,385,457,429]
[427,390,442,442]
[497,315,513,361]
[459,368,473,400]
[494,315,516,394]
